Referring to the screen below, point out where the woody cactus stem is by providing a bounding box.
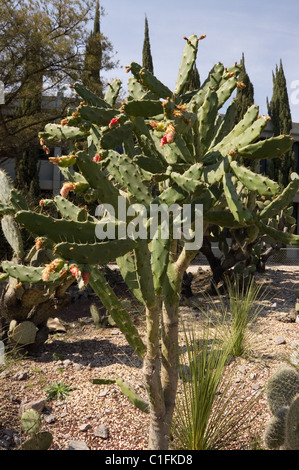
[14,34,299,450]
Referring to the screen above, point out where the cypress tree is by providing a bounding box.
[235,53,254,123]
[14,38,42,199]
[142,15,154,73]
[82,1,117,97]
[267,60,295,187]
[82,1,103,96]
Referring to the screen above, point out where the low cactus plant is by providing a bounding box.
[2,34,299,450]
[20,408,53,450]
[0,170,81,352]
[264,365,299,449]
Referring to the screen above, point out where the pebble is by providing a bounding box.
[79,423,91,432]
[19,398,46,415]
[68,440,90,450]
[275,335,286,345]
[43,414,57,424]
[13,371,29,381]
[94,424,109,439]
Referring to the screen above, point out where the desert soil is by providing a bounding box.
[0,264,298,451]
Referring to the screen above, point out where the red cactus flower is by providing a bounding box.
[93,154,103,163]
[70,265,80,279]
[109,117,119,128]
[160,135,168,147]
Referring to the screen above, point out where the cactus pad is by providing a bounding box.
[10,321,38,345]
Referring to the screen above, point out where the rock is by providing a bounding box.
[68,440,89,450]
[19,398,46,415]
[276,310,297,323]
[47,317,66,333]
[13,370,29,381]
[275,336,286,345]
[252,383,261,391]
[79,423,91,432]
[94,424,109,440]
[43,414,57,424]
[62,359,72,368]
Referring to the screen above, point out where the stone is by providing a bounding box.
[43,414,57,424]
[94,424,109,440]
[275,336,286,345]
[47,317,66,333]
[68,440,89,450]
[13,370,29,381]
[19,398,46,415]
[62,359,72,368]
[276,310,297,323]
[79,423,91,432]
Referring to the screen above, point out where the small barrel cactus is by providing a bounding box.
[264,365,299,450]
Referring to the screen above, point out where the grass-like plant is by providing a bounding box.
[42,381,75,401]
[192,275,267,359]
[219,276,267,358]
[172,321,260,450]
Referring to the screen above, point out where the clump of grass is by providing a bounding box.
[192,275,267,359]
[172,321,260,450]
[219,275,267,358]
[42,381,75,401]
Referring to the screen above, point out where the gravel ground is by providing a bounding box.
[0,265,298,451]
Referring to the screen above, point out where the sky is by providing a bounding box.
[96,0,299,123]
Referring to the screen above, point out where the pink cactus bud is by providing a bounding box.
[40,138,45,146]
[49,156,60,164]
[42,269,50,282]
[109,117,119,128]
[35,237,44,250]
[149,121,157,129]
[60,182,76,198]
[165,130,175,144]
[43,145,50,155]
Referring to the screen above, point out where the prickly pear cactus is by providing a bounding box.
[264,365,299,450]
[2,34,299,449]
[21,408,41,435]
[20,408,53,450]
[0,170,78,352]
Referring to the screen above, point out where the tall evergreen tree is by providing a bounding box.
[14,36,43,199]
[267,60,295,187]
[82,0,117,97]
[235,53,254,123]
[142,15,154,74]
